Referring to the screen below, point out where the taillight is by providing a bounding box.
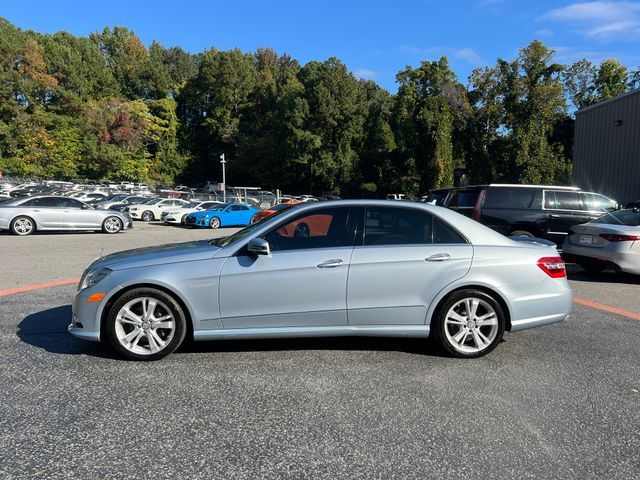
[537,256,566,278]
[599,234,640,242]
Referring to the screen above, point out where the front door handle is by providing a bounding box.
[317,259,344,268]
[426,253,451,262]
[548,214,560,218]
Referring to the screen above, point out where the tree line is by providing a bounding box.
[0,18,637,196]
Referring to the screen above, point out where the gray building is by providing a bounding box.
[573,88,640,206]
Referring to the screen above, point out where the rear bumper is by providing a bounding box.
[563,244,640,275]
[497,279,572,332]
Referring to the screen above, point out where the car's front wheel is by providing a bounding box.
[102,216,123,234]
[209,217,220,229]
[432,289,505,358]
[105,288,187,361]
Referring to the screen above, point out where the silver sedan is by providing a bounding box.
[0,196,132,236]
[563,209,640,274]
[69,200,572,360]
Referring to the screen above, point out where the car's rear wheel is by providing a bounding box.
[209,217,220,229]
[181,214,189,224]
[511,230,534,237]
[11,216,35,236]
[433,289,505,358]
[105,288,187,361]
[102,216,123,234]
[141,210,154,222]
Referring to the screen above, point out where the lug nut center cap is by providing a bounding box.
[142,321,151,330]
[467,320,476,329]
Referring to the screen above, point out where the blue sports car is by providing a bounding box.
[184,203,260,229]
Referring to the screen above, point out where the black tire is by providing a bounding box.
[141,210,154,222]
[511,230,534,238]
[10,216,36,236]
[209,217,220,229]
[105,287,187,361]
[432,289,506,359]
[102,216,123,234]
[181,214,189,224]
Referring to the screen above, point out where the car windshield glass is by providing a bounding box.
[145,198,161,205]
[591,210,640,226]
[183,202,199,208]
[206,204,225,210]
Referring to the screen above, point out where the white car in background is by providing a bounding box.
[563,209,640,275]
[161,200,224,225]
[126,198,190,221]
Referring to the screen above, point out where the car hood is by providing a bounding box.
[90,240,220,271]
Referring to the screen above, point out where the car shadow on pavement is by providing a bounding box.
[18,305,116,358]
[567,269,640,285]
[178,336,445,357]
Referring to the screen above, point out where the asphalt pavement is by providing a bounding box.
[1,224,639,479]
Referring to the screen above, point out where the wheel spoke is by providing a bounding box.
[145,299,158,320]
[150,329,166,349]
[153,321,174,330]
[453,328,469,344]
[123,328,141,343]
[447,311,467,323]
[466,299,479,319]
[147,331,160,353]
[471,329,486,349]
[477,312,498,326]
[476,329,492,347]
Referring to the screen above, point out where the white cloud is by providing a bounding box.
[394,45,486,66]
[550,45,640,64]
[541,2,640,40]
[454,48,486,65]
[353,68,379,80]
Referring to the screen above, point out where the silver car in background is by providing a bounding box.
[69,200,572,361]
[0,196,133,236]
[563,209,640,274]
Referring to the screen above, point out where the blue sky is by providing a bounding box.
[3,1,640,91]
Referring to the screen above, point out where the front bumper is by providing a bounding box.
[68,277,123,343]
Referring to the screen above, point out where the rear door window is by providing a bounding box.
[364,207,431,246]
[545,191,581,210]
[483,188,537,209]
[582,193,617,212]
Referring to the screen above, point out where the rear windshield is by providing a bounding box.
[448,190,479,208]
[591,210,640,226]
[483,188,538,209]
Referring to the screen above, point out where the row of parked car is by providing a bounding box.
[424,184,639,275]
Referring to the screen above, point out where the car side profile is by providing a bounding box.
[0,196,132,235]
[126,198,190,221]
[184,203,259,228]
[69,200,572,361]
[161,201,224,225]
[427,184,617,244]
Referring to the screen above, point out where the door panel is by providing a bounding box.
[33,208,64,228]
[347,244,473,325]
[219,247,353,328]
[63,208,99,228]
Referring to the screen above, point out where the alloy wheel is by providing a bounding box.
[104,217,122,233]
[210,217,220,228]
[444,297,499,354]
[13,218,34,235]
[114,297,176,356]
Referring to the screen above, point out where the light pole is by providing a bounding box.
[220,153,226,203]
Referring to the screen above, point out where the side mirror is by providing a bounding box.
[247,237,270,256]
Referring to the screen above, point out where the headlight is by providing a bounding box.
[78,267,112,291]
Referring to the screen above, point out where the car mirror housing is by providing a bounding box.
[247,237,270,256]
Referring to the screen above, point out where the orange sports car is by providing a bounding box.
[250,202,301,224]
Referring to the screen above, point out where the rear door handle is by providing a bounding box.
[549,214,560,218]
[317,259,344,268]
[426,253,451,262]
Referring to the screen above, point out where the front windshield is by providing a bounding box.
[145,198,162,205]
[592,210,640,226]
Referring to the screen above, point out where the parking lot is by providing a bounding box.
[1,223,639,479]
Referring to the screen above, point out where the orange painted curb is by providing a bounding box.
[573,297,640,321]
[0,278,80,297]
